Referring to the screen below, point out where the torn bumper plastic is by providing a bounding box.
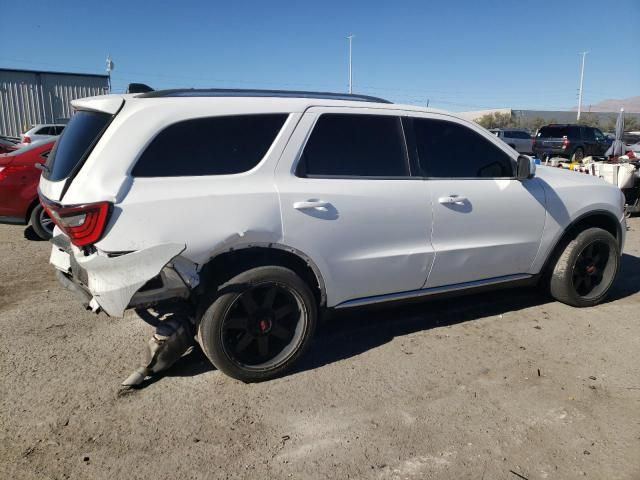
[49,236,198,317]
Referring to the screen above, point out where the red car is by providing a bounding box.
[0,139,56,239]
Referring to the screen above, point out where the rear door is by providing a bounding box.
[514,131,533,153]
[407,114,546,288]
[276,108,434,307]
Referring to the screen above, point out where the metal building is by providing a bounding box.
[0,68,109,137]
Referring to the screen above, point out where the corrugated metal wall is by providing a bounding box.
[0,70,109,137]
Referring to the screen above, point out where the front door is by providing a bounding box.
[407,115,546,288]
[276,108,434,307]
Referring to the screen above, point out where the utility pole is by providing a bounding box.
[577,51,588,121]
[347,34,355,94]
[106,54,114,94]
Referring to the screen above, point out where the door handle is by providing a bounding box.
[438,195,468,205]
[293,200,329,210]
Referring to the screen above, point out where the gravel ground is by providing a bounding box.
[1,220,639,480]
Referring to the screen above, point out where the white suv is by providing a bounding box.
[39,89,626,382]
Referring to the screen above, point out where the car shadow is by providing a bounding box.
[133,253,640,385]
[295,252,640,376]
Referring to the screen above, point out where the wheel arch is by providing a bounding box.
[197,244,327,307]
[541,209,622,275]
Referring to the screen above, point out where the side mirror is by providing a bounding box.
[517,155,536,180]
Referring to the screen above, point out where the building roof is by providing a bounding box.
[0,67,108,79]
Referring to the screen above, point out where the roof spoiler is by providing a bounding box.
[126,83,154,94]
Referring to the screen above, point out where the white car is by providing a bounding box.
[489,128,533,154]
[20,124,66,144]
[39,90,626,382]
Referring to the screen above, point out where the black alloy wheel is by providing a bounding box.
[549,227,619,307]
[571,241,610,297]
[197,266,317,382]
[222,283,301,368]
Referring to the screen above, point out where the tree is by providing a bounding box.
[577,113,600,128]
[475,112,516,129]
[602,115,639,133]
[520,117,547,133]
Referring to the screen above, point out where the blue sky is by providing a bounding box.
[1,0,638,111]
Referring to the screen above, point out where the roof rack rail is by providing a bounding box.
[136,88,392,104]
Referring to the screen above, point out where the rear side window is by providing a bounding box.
[513,131,531,139]
[582,127,595,141]
[297,114,409,177]
[413,118,514,178]
[45,111,112,181]
[36,127,52,135]
[132,114,287,177]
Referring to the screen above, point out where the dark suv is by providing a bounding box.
[532,124,610,161]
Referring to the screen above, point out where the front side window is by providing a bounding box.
[594,129,605,141]
[132,114,288,177]
[413,118,514,178]
[297,114,409,177]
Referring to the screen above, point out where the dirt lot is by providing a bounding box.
[1,221,639,480]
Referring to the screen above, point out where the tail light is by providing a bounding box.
[23,136,31,144]
[40,197,112,247]
[562,136,570,150]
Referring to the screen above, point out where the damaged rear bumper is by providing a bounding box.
[49,235,198,317]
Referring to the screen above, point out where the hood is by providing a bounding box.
[534,164,612,188]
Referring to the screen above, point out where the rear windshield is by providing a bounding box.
[44,110,112,181]
[537,126,577,138]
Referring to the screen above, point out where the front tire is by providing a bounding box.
[549,227,619,307]
[30,204,54,240]
[197,266,317,382]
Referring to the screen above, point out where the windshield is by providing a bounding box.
[44,110,112,181]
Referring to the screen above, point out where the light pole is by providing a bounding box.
[577,51,588,121]
[106,54,114,94]
[347,34,355,94]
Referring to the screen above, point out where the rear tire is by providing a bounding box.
[197,266,317,382]
[549,227,619,307]
[571,147,585,162]
[30,204,54,240]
